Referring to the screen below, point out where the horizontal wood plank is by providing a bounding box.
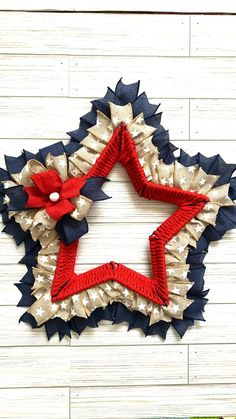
[191,16,236,56]
[71,384,236,418]
[0,98,89,140]
[76,225,236,264]
[0,97,189,140]
[190,99,236,139]
[0,7,236,416]
[60,180,177,223]
[176,140,236,159]
[0,12,189,56]
[0,306,70,346]
[70,345,187,386]
[70,304,236,346]
[189,344,236,383]
[0,265,28,305]
[0,55,68,97]
[69,56,236,99]
[0,347,70,387]
[0,0,236,13]
[0,304,235,346]
[78,179,235,223]
[0,223,232,266]
[1,97,236,143]
[0,387,69,419]
[0,223,235,264]
[204,264,236,304]
[0,345,187,387]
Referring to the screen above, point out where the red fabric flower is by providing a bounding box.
[24,170,86,221]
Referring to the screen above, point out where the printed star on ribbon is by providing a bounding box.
[3,154,110,245]
[1,79,236,341]
[51,124,209,307]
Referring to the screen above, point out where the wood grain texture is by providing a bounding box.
[0,0,236,13]
[71,384,236,418]
[0,12,189,56]
[70,345,188,386]
[176,140,236,158]
[189,344,236,383]
[69,56,236,99]
[0,55,68,96]
[0,97,189,140]
[0,347,70,387]
[0,8,236,418]
[0,222,235,265]
[191,16,236,56]
[0,346,187,388]
[190,99,236,139]
[0,304,236,347]
[0,306,70,346]
[70,57,236,98]
[0,388,69,419]
[204,264,236,303]
[59,225,236,264]
[70,304,236,346]
[2,97,236,141]
[0,265,25,305]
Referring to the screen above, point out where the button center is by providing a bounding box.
[49,192,60,202]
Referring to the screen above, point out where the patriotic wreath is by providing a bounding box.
[0,79,236,341]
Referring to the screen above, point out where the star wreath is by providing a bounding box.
[0,79,236,341]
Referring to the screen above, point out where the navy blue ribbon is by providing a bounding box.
[0,79,235,340]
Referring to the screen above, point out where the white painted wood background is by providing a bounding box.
[0,2,236,418]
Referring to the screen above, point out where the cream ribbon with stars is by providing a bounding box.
[3,103,235,327]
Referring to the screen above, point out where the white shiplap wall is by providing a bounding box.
[0,4,236,418]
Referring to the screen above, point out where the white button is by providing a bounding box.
[49,192,60,202]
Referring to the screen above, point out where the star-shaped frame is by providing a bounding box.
[1,79,236,340]
[51,123,209,307]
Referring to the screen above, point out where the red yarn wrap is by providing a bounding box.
[51,125,209,305]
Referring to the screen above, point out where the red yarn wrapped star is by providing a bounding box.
[51,125,209,306]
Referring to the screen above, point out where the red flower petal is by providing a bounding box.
[60,177,86,200]
[46,199,75,221]
[31,170,62,195]
[24,186,49,208]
